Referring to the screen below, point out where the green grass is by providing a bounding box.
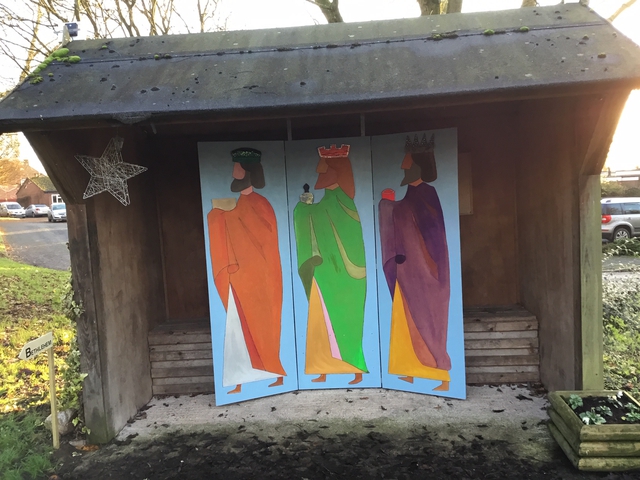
[0,250,75,479]
[0,409,54,480]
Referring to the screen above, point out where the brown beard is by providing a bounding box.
[231,175,252,192]
[401,163,422,186]
[314,169,339,191]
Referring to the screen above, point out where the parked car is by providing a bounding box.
[48,203,66,223]
[601,197,640,241]
[0,202,26,218]
[25,204,51,218]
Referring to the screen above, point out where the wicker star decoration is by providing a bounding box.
[75,137,147,206]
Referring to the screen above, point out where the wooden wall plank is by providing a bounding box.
[151,359,213,369]
[464,331,538,340]
[465,348,538,357]
[150,350,212,362]
[151,366,214,378]
[515,97,580,391]
[457,113,519,306]
[463,320,538,332]
[152,138,209,322]
[465,355,539,366]
[466,372,540,384]
[150,343,213,352]
[466,365,539,374]
[148,334,212,346]
[153,383,214,395]
[464,338,538,350]
[153,375,215,386]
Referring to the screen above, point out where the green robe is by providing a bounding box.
[294,187,368,372]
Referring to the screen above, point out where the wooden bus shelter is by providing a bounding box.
[0,4,639,442]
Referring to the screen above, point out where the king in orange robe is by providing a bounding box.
[207,148,286,394]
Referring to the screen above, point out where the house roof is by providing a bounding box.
[26,176,56,193]
[0,4,639,133]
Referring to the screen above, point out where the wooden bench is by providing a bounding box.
[148,305,540,394]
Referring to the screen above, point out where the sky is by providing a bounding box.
[13,0,640,173]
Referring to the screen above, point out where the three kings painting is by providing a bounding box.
[199,129,465,406]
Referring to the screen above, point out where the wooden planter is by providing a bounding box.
[548,390,640,471]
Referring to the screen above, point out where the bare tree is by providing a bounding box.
[0,133,20,159]
[0,0,225,88]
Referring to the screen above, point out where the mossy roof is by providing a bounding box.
[28,176,56,193]
[0,4,639,132]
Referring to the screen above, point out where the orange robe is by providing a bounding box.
[207,192,286,383]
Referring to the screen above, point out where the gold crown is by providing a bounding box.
[318,144,350,158]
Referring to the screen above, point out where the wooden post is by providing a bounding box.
[575,92,629,389]
[579,174,603,390]
[48,346,59,449]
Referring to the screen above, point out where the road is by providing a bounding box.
[0,217,70,271]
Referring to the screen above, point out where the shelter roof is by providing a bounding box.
[0,4,639,132]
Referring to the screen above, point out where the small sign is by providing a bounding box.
[17,331,59,449]
[18,332,53,360]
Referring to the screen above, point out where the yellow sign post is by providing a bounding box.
[18,332,58,449]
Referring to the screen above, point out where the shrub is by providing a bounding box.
[603,238,640,257]
[602,277,640,396]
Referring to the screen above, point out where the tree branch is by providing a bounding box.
[609,0,637,22]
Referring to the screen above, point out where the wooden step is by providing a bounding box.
[463,306,540,384]
[148,305,541,393]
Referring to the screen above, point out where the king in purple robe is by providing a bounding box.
[378,134,451,391]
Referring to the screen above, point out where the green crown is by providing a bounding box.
[231,147,261,163]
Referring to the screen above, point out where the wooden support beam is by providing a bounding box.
[579,174,603,390]
[574,91,628,389]
[66,204,111,443]
[578,92,630,176]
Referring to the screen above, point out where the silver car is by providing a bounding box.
[601,197,640,241]
[25,204,51,218]
[0,202,26,218]
[48,203,67,223]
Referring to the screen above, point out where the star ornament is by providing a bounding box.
[75,137,147,206]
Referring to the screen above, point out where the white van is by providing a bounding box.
[0,202,26,218]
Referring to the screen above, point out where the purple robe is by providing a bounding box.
[379,182,451,371]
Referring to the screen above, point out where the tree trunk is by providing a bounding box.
[417,0,442,15]
[521,0,538,6]
[447,0,463,13]
[310,0,343,23]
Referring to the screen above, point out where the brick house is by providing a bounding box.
[16,176,62,207]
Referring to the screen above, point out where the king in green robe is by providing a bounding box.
[293,145,368,385]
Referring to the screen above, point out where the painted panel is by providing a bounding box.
[372,129,466,400]
[198,142,298,405]
[286,137,382,389]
